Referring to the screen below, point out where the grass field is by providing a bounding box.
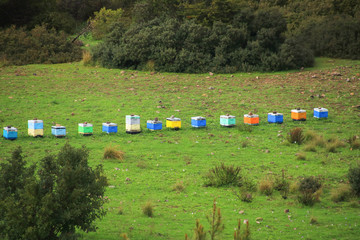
[0,58,360,239]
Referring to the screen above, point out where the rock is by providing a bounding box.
[209,72,214,76]
[284,209,290,213]
[239,210,245,214]
[256,217,263,221]
[208,86,215,90]
[125,177,131,181]
[265,149,270,153]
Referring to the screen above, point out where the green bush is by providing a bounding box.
[204,163,242,187]
[348,163,360,196]
[298,176,322,206]
[0,25,82,66]
[89,7,123,40]
[93,8,314,73]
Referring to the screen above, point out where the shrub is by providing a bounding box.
[259,177,274,196]
[274,169,290,199]
[296,152,307,160]
[172,181,185,192]
[325,138,346,153]
[234,219,250,240]
[309,216,318,225]
[349,136,360,150]
[0,25,82,66]
[103,146,124,160]
[348,163,360,196]
[298,176,322,206]
[287,127,305,145]
[89,7,123,40]
[142,201,153,217]
[204,163,242,187]
[331,184,353,202]
[82,50,92,66]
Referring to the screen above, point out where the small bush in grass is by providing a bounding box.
[241,140,249,148]
[142,201,153,217]
[136,161,147,169]
[348,163,360,196]
[259,177,274,196]
[289,181,299,193]
[103,146,124,160]
[118,204,124,215]
[274,169,290,199]
[309,216,318,225]
[326,138,346,152]
[233,178,256,202]
[82,50,92,65]
[204,163,242,187]
[172,181,185,192]
[331,184,353,202]
[287,127,305,145]
[296,152,307,160]
[298,176,322,206]
[349,136,360,149]
[304,130,318,141]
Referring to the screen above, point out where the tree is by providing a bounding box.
[0,143,108,240]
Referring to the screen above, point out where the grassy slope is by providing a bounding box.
[0,58,359,239]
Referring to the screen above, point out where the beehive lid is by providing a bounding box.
[268,112,283,116]
[291,109,306,113]
[314,107,328,112]
[191,116,206,120]
[244,114,259,118]
[4,126,17,131]
[147,120,162,124]
[167,117,181,121]
[28,119,43,123]
[103,122,117,126]
[52,125,65,129]
[79,123,92,127]
[126,115,140,119]
[220,115,235,119]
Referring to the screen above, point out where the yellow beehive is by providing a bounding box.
[166,116,181,129]
[291,108,306,121]
[28,129,44,137]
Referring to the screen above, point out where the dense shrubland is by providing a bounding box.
[1,0,360,70]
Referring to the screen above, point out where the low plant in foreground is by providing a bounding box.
[325,138,346,153]
[330,184,353,202]
[103,145,125,160]
[234,219,250,240]
[172,181,185,192]
[142,201,154,217]
[206,199,225,240]
[349,135,360,149]
[259,177,274,196]
[348,163,360,196]
[287,127,305,145]
[298,176,322,206]
[204,163,242,187]
[274,169,290,199]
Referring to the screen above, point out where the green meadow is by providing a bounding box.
[0,58,360,239]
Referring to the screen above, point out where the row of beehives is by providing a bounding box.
[2,108,328,140]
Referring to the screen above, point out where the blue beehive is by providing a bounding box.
[51,124,66,137]
[102,122,118,133]
[3,126,18,140]
[268,112,283,124]
[28,119,44,137]
[191,116,206,128]
[147,118,162,131]
[314,108,328,119]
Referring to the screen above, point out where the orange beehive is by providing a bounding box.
[291,108,306,121]
[244,112,259,125]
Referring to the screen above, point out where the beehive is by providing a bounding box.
[147,118,162,131]
[220,115,236,127]
[3,126,17,140]
[244,112,259,125]
[78,122,93,136]
[314,107,328,119]
[102,122,118,133]
[268,112,283,124]
[51,124,66,137]
[166,116,181,129]
[28,119,43,137]
[191,116,206,128]
[126,115,141,134]
[291,108,306,121]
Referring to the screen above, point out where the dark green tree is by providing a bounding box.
[0,144,108,240]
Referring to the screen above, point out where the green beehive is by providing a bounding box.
[78,122,93,136]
